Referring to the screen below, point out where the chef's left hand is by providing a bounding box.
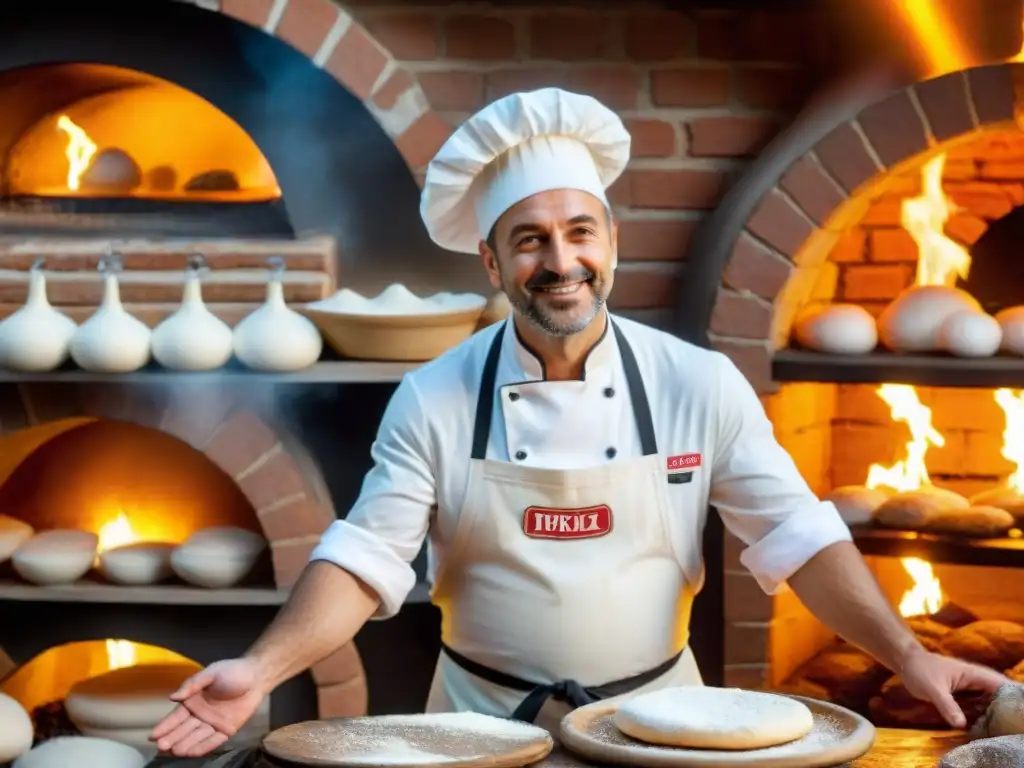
[899,645,1012,729]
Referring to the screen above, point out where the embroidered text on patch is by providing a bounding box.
[522,504,613,539]
[667,453,702,474]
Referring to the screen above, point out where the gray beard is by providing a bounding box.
[507,289,606,337]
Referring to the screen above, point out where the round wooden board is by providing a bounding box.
[261,713,554,768]
[560,695,876,768]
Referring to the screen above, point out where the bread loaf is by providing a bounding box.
[927,506,1015,538]
[874,487,970,530]
[824,486,890,526]
[939,621,1024,670]
[971,488,1024,525]
[869,674,989,729]
[790,644,890,712]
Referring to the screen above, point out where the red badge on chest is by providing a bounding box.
[522,504,613,540]
[667,453,702,472]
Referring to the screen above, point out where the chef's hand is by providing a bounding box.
[150,657,266,757]
[899,645,1011,729]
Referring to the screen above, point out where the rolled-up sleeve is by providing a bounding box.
[309,375,435,618]
[709,355,851,595]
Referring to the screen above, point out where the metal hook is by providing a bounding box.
[30,257,45,272]
[99,251,124,274]
[266,256,285,277]
[188,253,209,274]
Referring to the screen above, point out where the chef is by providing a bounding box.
[152,88,1009,758]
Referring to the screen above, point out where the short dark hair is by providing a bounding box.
[485,207,613,254]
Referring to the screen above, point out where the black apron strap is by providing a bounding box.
[470,318,659,460]
[441,642,683,723]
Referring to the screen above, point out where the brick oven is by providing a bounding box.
[681,28,1024,726]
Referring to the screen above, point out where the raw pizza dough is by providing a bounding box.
[99,542,175,585]
[12,736,144,768]
[613,686,815,750]
[0,693,33,763]
[0,515,33,564]
[65,662,200,730]
[170,526,266,588]
[11,529,98,585]
[972,684,1024,739]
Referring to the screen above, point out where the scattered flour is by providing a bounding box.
[307,285,486,317]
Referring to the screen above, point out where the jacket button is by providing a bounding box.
[604,387,615,398]
[508,392,520,401]
[515,450,527,461]
[606,447,617,459]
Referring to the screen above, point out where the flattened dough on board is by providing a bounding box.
[613,686,815,750]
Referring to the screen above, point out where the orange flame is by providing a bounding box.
[56,115,97,191]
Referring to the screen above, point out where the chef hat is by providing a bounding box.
[420,87,632,254]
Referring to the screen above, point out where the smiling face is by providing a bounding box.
[480,188,617,337]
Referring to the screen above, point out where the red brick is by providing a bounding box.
[444,15,516,61]
[417,71,484,112]
[840,264,913,301]
[856,90,929,167]
[623,11,694,61]
[735,67,810,109]
[221,0,273,29]
[650,68,729,107]
[311,642,366,687]
[205,411,281,479]
[861,198,902,227]
[362,12,437,61]
[713,340,774,394]
[779,156,847,226]
[814,123,881,194]
[566,66,640,110]
[258,496,334,542]
[724,233,792,300]
[946,214,988,245]
[324,24,389,101]
[626,169,729,210]
[981,160,1024,179]
[829,230,866,263]
[529,13,613,60]
[485,69,566,101]
[868,229,917,262]
[275,0,339,57]
[747,189,815,257]
[616,218,696,261]
[710,290,771,340]
[317,677,369,718]
[608,265,681,309]
[372,70,414,111]
[239,451,312,511]
[687,116,780,158]
[271,537,319,588]
[394,111,453,169]
[160,394,233,449]
[945,183,1014,219]
[624,119,676,158]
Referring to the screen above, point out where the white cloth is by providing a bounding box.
[310,316,852,618]
[420,88,631,254]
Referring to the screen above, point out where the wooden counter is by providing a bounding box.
[530,729,968,767]
[149,728,971,767]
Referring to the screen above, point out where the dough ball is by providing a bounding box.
[99,542,174,586]
[997,306,1024,356]
[824,485,891,525]
[0,693,33,763]
[878,285,981,352]
[12,736,144,768]
[925,505,1015,538]
[938,310,1002,357]
[972,684,1024,739]
[939,621,1024,670]
[0,515,33,563]
[12,529,98,585]
[81,148,141,194]
[170,526,265,588]
[792,304,878,355]
[66,662,200,730]
[940,734,1024,768]
[874,487,970,530]
[971,488,1024,525]
[613,686,814,750]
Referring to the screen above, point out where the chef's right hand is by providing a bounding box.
[150,657,266,757]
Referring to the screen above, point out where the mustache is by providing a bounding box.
[526,268,595,290]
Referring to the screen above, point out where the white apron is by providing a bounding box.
[425,320,702,735]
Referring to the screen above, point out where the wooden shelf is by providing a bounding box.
[851,526,1024,567]
[0,359,420,384]
[773,349,1024,388]
[0,578,432,605]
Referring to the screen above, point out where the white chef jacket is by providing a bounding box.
[310,315,851,619]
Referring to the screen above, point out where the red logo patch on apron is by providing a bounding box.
[522,504,613,539]
[667,453,702,473]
